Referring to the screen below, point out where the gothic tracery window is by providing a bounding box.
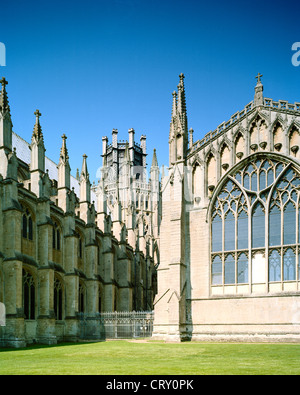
[79,281,86,313]
[52,221,61,250]
[211,155,300,288]
[22,207,33,241]
[22,269,35,320]
[54,276,63,320]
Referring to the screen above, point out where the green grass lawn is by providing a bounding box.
[0,340,299,375]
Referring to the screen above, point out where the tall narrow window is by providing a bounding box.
[269,206,281,246]
[224,211,235,251]
[79,281,85,313]
[283,202,296,245]
[224,254,235,284]
[22,269,35,320]
[212,255,222,285]
[54,277,63,320]
[53,222,61,250]
[269,250,281,282]
[28,217,33,241]
[283,248,296,281]
[237,210,248,249]
[252,203,265,248]
[22,208,34,241]
[22,215,27,239]
[237,253,248,283]
[212,214,222,252]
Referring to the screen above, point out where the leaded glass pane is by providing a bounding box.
[224,211,235,251]
[283,202,296,245]
[224,254,235,284]
[235,172,242,184]
[269,206,281,246]
[283,248,296,281]
[252,203,265,248]
[237,210,248,249]
[22,214,27,238]
[285,168,295,182]
[269,250,281,282]
[237,253,248,283]
[243,173,249,189]
[259,171,266,190]
[28,217,33,241]
[251,172,257,191]
[212,256,222,285]
[212,215,222,252]
[275,163,283,178]
[267,169,274,186]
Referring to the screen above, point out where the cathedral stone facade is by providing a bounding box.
[153,73,300,342]
[0,77,159,347]
[1,71,300,347]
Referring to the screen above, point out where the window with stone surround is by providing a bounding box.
[21,207,33,241]
[211,154,300,290]
[54,276,63,320]
[22,269,35,320]
[52,220,62,264]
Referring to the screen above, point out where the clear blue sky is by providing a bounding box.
[1,0,300,182]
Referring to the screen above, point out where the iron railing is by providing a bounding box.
[79,311,154,340]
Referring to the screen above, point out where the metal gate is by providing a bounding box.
[79,311,154,340]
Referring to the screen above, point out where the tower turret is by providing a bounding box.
[254,73,264,106]
[30,109,46,197]
[169,74,188,165]
[0,77,13,178]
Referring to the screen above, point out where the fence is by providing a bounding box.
[79,311,154,340]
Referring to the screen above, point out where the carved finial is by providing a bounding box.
[32,109,43,141]
[81,154,89,179]
[255,73,263,84]
[254,73,264,106]
[0,77,8,87]
[0,77,10,115]
[151,148,158,167]
[60,133,69,161]
[34,109,41,119]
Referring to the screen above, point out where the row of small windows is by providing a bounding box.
[211,156,300,286]
[21,211,85,257]
[212,248,300,285]
[212,200,299,253]
[22,269,101,320]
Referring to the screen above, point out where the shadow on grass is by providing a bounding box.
[0,340,106,353]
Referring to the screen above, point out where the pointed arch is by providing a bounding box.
[192,161,202,200]
[22,267,36,320]
[51,216,62,264]
[247,110,269,128]
[219,142,231,176]
[288,123,300,158]
[206,151,217,193]
[234,131,245,162]
[249,114,268,151]
[209,152,300,291]
[54,274,64,321]
[273,120,284,152]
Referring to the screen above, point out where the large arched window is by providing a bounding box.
[211,155,300,290]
